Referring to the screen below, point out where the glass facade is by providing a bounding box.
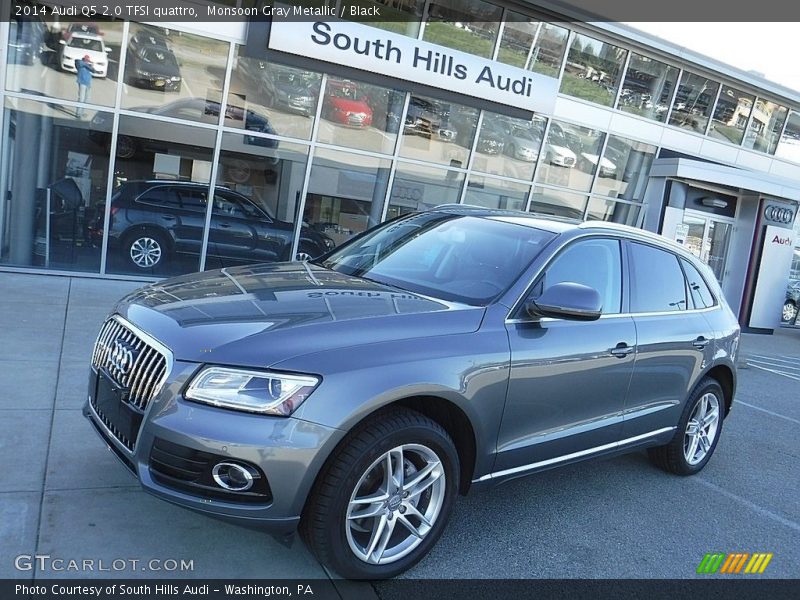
[560,33,626,107]
[617,53,678,123]
[669,71,720,133]
[2,1,800,280]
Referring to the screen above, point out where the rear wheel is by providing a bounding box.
[301,409,459,579]
[648,377,724,475]
[782,300,797,323]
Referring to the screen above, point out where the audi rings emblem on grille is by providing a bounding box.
[109,340,136,375]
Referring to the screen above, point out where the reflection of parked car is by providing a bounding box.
[782,249,800,323]
[126,44,182,92]
[502,123,544,162]
[59,33,110,77]
[324,81,373,127]
[239,61,320,117]
[784,281,800,323]
[62,22,102,41]
[89,99,279,159]
[8,13,47,65]
[404,96,456,141]
[544,130,576,167]
[92,181,334,271]
[579,152,617,177]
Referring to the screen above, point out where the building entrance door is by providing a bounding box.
[678,211,733,283]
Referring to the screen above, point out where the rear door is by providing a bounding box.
[496,237,637,475]
[621,241,716,438]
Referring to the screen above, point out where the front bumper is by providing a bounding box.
[84,359,343,534]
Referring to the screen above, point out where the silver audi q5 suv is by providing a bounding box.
[85,206,740,579]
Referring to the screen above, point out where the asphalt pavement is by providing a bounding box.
[1,271,797,590]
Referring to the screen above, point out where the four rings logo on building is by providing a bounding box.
[696,552,773,574]
[764,204,796,224]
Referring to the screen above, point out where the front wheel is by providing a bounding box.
[648,377,724,475]
[301,409,459,579]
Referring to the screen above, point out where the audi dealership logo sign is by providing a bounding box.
[764,204,796,225]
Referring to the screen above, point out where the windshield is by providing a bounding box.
[320,212,555,305]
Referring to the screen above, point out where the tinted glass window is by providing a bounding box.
[176,190,207,212]
[537,239,622,314]
[629,243,687,313]
[137,187,180,208]
[681,259,716,309]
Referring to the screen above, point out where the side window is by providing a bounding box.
[535,238,622,314]
[177,190,208,213]
[681,259,716,309]
[136,187,180,208]
[629,242,687,313]
[212,195,245,218]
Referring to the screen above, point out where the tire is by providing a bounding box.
[124,230,169,271]
[781,300,797,323]
[300,408,459,579]
[648,377,725,475]
[295,243,317,262]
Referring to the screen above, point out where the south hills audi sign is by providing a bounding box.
[267,18,559,115]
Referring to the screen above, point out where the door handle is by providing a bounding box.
[692,337,710,349]
[610,343,634,358]
[160,215,176,221]
[219,223,232,229]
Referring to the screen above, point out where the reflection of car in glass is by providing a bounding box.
[62,22,102,41]
[238,61,319,117]
[9,13,47,65]
[782,250,800,323]
[128,30,170,54]
[59,33,110,77]
[89,99,278,159]
[93,181,334,271]
[324,81,373,127]
[502,124,544,162]
[578,152,617,177]
[126,44,182,92]
[85,206,739,579]
[404,97,456,141]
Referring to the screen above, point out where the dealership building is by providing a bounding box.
[1,1,799,331]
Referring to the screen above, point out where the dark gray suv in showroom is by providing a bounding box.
[85,206,740,579]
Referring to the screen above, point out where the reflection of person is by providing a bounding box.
[75,55,96,118]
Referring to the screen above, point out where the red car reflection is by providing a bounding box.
[324,81,373,127]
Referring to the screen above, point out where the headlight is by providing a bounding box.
[185,367,320,416]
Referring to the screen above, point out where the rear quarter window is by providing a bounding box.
[629,242,688,313]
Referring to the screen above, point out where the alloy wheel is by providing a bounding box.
[684,392,720,465]
[130,237,163,268]
[345,444,446,565]
[782,301,797,323]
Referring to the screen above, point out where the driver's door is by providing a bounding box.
[494,237,637,477]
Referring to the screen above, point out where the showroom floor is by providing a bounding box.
[1,271,798,585]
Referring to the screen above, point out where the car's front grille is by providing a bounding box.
[92,317,168,411]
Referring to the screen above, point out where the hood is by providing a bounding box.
[549,144,576,160]
[330,97,372,114]
[116,262,484,368]
[580,153,616,170]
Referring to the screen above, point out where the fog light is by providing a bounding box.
[212,462,254,491]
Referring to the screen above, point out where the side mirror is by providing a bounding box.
[58,39,66,45]
[525,282,602,322]
[105,47,112,53]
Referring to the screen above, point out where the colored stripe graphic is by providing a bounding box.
[698,552,773,574]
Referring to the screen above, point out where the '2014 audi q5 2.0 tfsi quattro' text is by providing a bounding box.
[85,206,740,579]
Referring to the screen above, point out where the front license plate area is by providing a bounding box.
[94,369,143,447]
